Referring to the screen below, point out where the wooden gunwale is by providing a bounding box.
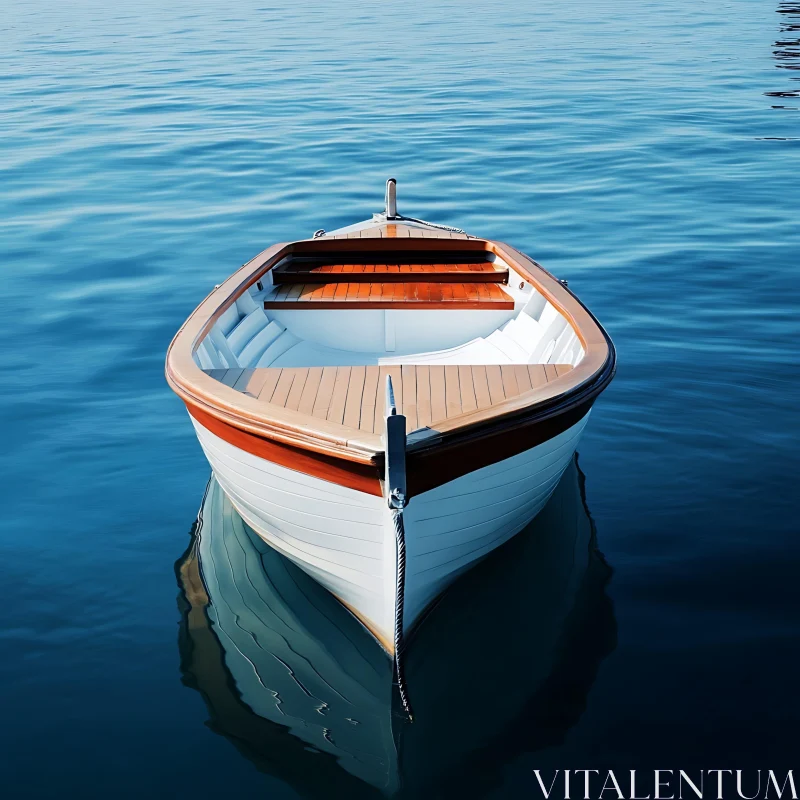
[165,243,382,464]
[165,226,615,489]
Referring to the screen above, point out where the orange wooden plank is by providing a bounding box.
[235,368,271,398]
[555,364,574,377]
[458,365,477,413]
[401,365,418,432]
[500,365,520,399]
[263,280,515,309]
[444,365,462,418]
[205,368,228,382]
[361,366,380,434]
[471,365,491,409]
[343,366,366,430]
[287,283,303,301]
[271,368,296,407]
[327,366,352,424]
[416,365,432,429]
[485,365,505,405]
[298,284,316,300]
[430,366,447,422]
[356,366,379,433]
[285,368,309,411]
[544,364,559,382]
[514,364,533,394]
[312,367,338,419]
[298,367,323,415]
[231,369,254,391]
[528,364,548,389]
[258,369,283,402]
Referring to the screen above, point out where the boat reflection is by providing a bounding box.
[176,457,616,798]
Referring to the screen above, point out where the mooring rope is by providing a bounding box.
[390,504,413,720]
[391,213,466,235]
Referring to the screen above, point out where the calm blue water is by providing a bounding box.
[2,1,799,797]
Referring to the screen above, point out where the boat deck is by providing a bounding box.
[263,282,515,310]
[204,364,574,434]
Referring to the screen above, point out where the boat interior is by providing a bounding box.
[195,249,584,371]
[191,237,586,435]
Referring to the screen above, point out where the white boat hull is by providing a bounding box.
[190,411,590,651]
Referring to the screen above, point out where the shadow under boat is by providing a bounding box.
[176,456,617,798]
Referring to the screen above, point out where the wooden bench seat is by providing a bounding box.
[264,282,515,310]
[204,364,574,434]
[272,261,509,284]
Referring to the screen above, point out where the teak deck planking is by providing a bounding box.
[205,364,574,435]
[264,281,514,310]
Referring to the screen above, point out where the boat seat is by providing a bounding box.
[272,259,509,284]
[263,282,515,310]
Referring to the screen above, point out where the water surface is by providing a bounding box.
[1,1,799,797]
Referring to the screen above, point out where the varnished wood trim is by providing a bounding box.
[264,280,514,310]
[422,241,614,434]
[187,403,383,497]
[166,242,383,464]
[274,272,507,284]
[405,398,596,496]
[166,226,615,482]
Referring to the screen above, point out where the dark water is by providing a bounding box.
[2,1,799,797]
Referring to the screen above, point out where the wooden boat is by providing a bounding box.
[176,459,615,796]
[166,180,616,655]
